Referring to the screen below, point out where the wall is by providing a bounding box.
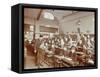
[0,0,99,77]
[24,17,59,34]
[61,15,94,34]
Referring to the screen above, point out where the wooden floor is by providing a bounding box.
[24,51,51,69]
[24,55,38,69]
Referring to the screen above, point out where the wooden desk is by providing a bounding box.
[54,55,74,67]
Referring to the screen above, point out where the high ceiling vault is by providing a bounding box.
[24,8,94,23]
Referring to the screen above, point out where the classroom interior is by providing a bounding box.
[24,8,95,69]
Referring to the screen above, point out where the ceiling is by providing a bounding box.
[24,8,94,23]
[24,8,41,19]
[24,8,77,20]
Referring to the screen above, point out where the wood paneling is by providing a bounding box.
[40,26,58,33]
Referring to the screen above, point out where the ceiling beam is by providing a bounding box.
[36,9,43,20]
[62,11,79,19]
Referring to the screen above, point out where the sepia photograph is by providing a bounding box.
[24,8,95,69]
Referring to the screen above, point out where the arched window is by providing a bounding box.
[44,12,54,20]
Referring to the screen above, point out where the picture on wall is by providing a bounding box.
[24,7,97,69]
[11,4,98,73]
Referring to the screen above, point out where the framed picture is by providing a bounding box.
[11,3,98,73]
